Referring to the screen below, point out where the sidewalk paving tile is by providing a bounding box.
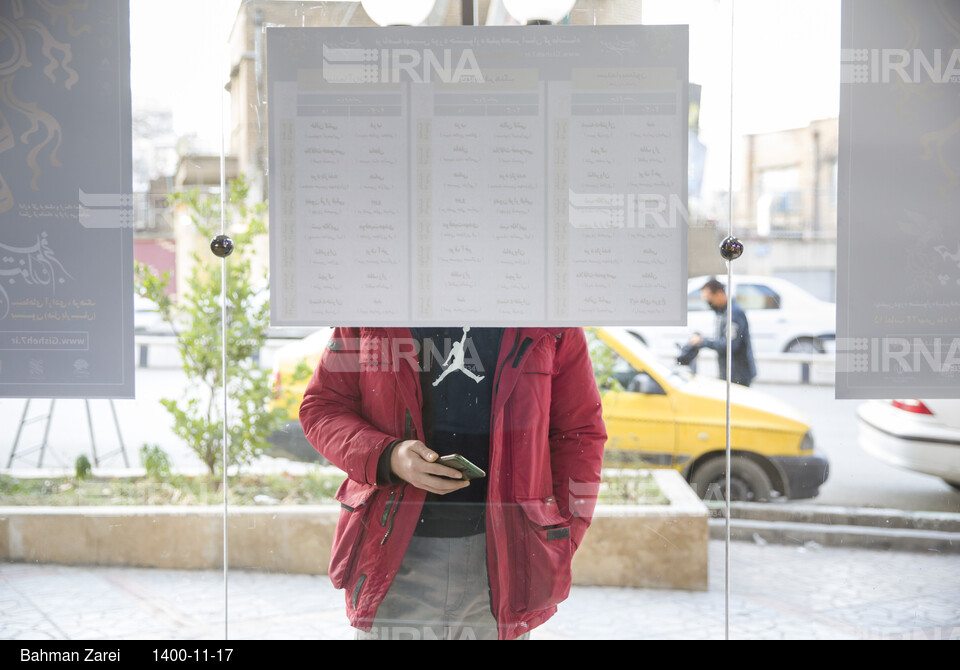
[2,541,959,640]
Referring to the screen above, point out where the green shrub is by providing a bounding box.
[74,454,92,481]
[135,176,286,476]
[140,444,172,480]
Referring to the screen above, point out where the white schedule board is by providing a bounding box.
[268,26,688,327]
[837,1,960,398]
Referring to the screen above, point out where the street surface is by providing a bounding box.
[754,381,960,514]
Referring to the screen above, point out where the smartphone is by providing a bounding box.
[437,453,486,480]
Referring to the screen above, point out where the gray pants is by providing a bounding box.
[356,533,506,640]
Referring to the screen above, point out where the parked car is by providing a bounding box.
[628,274,836,357]
[590,327,827,501]
[268,326,828,502]
[133,294,175,335]
[857,399,960,491]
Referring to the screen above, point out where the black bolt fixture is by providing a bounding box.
[210,234,234,258]
[719,236,743,261]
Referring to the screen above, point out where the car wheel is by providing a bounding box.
[689,455,774,502]
[786,337,823,354]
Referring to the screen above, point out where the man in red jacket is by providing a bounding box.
[300,326,606,640]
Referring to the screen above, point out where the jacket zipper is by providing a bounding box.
[381,484,406,545]
[380,490,397,526]
[494,331,522,402]
[343,490,375,609]
[382,408,415,544]
[488,330,521,616]
[352,573,367,610]
[511,337,534,368]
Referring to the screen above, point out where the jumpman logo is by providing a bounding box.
[433,327,485,387]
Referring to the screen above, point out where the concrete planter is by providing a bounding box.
[573,469,709,591]
[0,471,708,591]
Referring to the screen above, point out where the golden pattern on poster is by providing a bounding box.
[0,0,89,212]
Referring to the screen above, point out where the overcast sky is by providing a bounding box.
[130,0,241,151]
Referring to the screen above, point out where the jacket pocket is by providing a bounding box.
[329,479,377,590]
[518,338,555,375]
[510,496,574,613]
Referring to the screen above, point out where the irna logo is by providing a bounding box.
[837,337,960,375]
[322,45,484,84]
[568,192,688,229]
[841,48,960,84]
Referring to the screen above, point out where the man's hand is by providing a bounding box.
[390,440,471,495]
[689,333,703,346]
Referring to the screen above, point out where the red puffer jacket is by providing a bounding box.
[299,326,606,640]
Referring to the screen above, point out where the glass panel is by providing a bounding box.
[629,0,959,643]
[250,0,726,640]
[0,0,234,641]
[4,0,958,645]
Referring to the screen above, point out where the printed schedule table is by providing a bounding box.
[268,26,688,328]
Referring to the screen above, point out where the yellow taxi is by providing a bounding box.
[268,326,828,502]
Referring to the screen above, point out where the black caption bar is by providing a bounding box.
[4,641,296,664]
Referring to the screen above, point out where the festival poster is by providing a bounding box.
[837,0,960,398]
[0,0,134,399]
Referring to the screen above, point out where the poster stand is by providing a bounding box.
[6,399,130,469]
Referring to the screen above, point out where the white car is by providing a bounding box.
[857,399,960,491]
[628,274,836,357]
[134,294,175,335]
